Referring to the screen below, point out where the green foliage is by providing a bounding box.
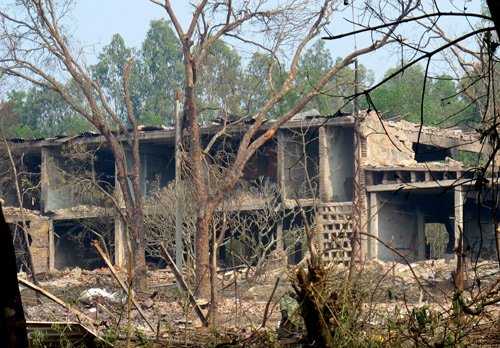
[102,325,120,344]
[1,87,95,139]
[4,124,45,139]
[6,27,484,138]
[134,328,154,348]
[365,64,472,128]
[239,41,372,120]
[296,40,373,115]
[51,323,77,348]
[425,223,449,259]
[411,305,430,332]
[279,293,304,330]
[196,39,244,123]
[386,287,393,301]
[90,24,184,126]
[241,51,303,119]
[457,150,488,165]
[91,34,138,125]
[136,19,184,125]
[30,329,46,348]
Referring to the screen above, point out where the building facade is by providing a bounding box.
[0,111,494,272]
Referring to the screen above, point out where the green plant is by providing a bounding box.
[411,305,430,333]
[30,329,46,348]
[267,330,280,348]
[210,323,222,346]
[102,325,120,344]
[51,323,75,348]
[161,320,175,347]
[134,327,154,348]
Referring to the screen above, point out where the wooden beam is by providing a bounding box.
[159,243,208,327]
[18,278,98,328]
[92,242,155,331]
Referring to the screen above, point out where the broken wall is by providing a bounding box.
[373,188,458,262]
[7,216,51,273]
[362,112,416,167]
[377,200,419,262]
[361,111,486,167]
[0,151,41,210]
[29,219,51,272]
[42,146,115,211]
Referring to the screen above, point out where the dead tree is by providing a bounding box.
[152,0,415,299]
[224,178,306,285]
[0,1,147,289]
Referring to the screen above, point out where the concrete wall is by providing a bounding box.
[362,112,416,167]
[372,189,460,262]
[378,201,419,261]
[463,199,498,259]
[43,147,116,211]
[325,127,354,202]
[43,147,74,211]
[134,144,175,199]
[29,219,51,272]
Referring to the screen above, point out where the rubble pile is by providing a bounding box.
[18,258,500,346]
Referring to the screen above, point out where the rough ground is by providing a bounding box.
[19,258,500,347]
[21,263,295,347]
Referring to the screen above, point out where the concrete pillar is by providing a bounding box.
[113,149,127,267]
[40,147,50,213]
[41,146,74,211]
[454,186,464,260]
[48,219,55,272]
[368,192,379,259]
[29,219,50,273]
[114,218,127,267]
[319,127,333,202]
[417,212,426,260]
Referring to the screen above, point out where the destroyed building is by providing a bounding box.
[0,110,496,272]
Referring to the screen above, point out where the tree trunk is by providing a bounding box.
[181,46,212,298]
[207,221,218,325]
[291,258,336,347]
[194,210,211,298]
[131,214,147,290]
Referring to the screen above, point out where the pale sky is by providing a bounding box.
[71,0,483,83]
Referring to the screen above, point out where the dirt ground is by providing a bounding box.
[21,263,297,347]
[19,257,500,347]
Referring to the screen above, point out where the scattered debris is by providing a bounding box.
[18,257,500,346]
[78,288,121,305]
[93,241,155,331]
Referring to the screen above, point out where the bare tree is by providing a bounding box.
[145,180,197,271]
[152,0,416,297]
[320,0,500,337]
[223,178,306,285]
[0,1,148,288]
[51,142,118,264]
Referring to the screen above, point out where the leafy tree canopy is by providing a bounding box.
[364,63,473,128]
[6,27,479,139]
